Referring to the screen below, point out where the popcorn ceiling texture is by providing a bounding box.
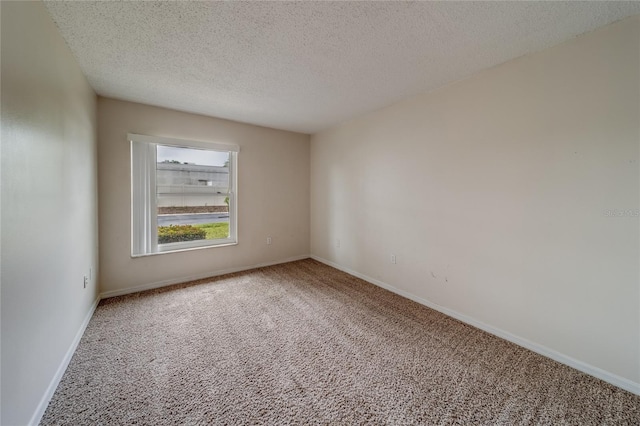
[41,260,639,425]
[43,1,640,133]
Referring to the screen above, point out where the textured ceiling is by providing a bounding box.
[44,1,640,134]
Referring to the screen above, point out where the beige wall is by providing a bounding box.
[98,98,310,295]
[311,16,640,388]
[1,2,99,425]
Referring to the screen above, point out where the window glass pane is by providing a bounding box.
[156,145,230,244]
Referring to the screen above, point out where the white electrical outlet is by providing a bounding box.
[391,254,397,264]
[336,239,341,248]
[266,236,272,245]
[83,276,88,289]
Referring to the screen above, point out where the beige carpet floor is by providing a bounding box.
[41,259,639,425]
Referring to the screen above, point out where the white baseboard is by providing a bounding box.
[29,296,100,426]
[100,254,311,299]
[26,255,311,425]
[310,255,640,397]
[27,253,638,426]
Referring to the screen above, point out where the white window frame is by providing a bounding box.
[129,133,238,257]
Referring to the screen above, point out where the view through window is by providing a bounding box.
[156,145,231,245]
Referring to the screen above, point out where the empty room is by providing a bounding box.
[2,1,640,424]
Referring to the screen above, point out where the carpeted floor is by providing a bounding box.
[41,259,639,425]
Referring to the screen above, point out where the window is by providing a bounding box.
[130,133,238,256]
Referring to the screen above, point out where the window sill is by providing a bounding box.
[131,241,238,258]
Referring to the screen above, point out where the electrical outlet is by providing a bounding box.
[266,236,272,245]
[83,276,88,289]
[336,239,340,248]
[391,254,397,264]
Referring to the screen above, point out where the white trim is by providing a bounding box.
[28,254,637,426]
[100,254,311,299]
[157,237,236,253]
[310,255,640,397]
[29,297,100,426]
[27,255,311,424]
[128,133,239,153]
[131,241,238,258]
